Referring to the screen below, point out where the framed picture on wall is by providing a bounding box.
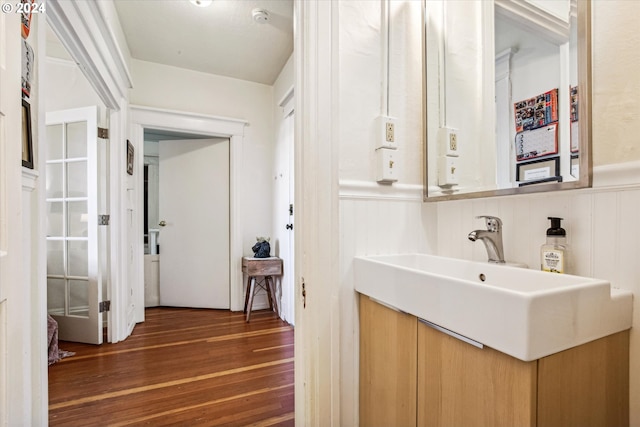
[22,99,34,169]
[127,140,134,175]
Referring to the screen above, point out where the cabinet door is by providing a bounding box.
[417,321,537,427]
[537,330,629,427]
[359,296,417,427]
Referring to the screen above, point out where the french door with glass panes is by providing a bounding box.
[46,106,103,344]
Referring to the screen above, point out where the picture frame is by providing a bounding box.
[516,156,560,183]
[518,176,563,187]
[22,98,34,169]
[126,140,134,175]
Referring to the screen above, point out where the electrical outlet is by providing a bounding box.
[386,122,394,143]
[438,127,459,157]
[449,132,457,151]
[376,115,397,149]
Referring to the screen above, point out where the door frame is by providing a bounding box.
[129,106,248,324]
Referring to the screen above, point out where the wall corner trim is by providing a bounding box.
[339,179,423,201]
[21,168,39,192]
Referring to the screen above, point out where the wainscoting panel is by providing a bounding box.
[339,194,428,427]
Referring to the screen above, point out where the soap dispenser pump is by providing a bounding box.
[540,217,570,274]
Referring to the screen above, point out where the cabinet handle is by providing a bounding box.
[418,318,484,349]
[368,297,407,314]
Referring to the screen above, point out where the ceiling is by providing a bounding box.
[113,0,294,86]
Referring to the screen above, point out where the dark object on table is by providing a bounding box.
[252,239,271,258]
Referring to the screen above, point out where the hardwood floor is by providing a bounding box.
[49,307,294,426]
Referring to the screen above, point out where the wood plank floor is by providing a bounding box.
[49,307,294,426]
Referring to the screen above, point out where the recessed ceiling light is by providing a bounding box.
[190,0,212,7]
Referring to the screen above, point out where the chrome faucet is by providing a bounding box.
[468,215,505,263]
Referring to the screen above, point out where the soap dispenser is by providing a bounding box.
[540,217,570,274]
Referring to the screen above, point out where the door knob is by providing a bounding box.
[159,220,167,227]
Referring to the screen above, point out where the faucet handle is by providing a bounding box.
[476,215,502,231]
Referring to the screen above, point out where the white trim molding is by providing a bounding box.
[129,105,248,136]
[129,106,249,331]
[592,161,640,189]
[495,0,570,45]
[339,179,424,201]
[46,0,133,110]
[21,168,38,192]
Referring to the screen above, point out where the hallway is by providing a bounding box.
[48,307,294,426]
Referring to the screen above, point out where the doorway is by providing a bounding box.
[143,131,230,308]
[45,106,109,344]
[130,106,248,324]
[272,94,295,324]
[44,22,112,344]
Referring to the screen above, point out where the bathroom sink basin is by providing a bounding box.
[354,254,633,361]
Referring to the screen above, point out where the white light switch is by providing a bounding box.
[438,156,458,186]
[376,148,398,183]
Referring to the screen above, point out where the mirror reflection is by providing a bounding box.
[425,0,590,200]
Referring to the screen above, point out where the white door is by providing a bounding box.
[46,107,103,344]
[273,110,295,324]
[158,138,230,308]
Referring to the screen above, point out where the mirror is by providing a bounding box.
[424,0,591,201]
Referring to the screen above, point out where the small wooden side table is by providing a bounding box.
[242,257,283,322]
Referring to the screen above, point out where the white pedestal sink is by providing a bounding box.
[354,254,633,361]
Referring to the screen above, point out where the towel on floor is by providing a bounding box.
[47,314,75,365]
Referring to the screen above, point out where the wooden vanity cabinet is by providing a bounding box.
[359,295,629,427]
[418,322,537,427]
[359,295,417,427]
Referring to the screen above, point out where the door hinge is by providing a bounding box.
[99,300,111,313]
[98,127,109,139]
[98,214,110,225]
[289,204,294,216]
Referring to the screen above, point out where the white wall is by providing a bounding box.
[591,2,640,167]
[129,59,275,259]
[44,58,105,112]
[338,2,423,186]
[337,1,426,425]
[1,11,47,425]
